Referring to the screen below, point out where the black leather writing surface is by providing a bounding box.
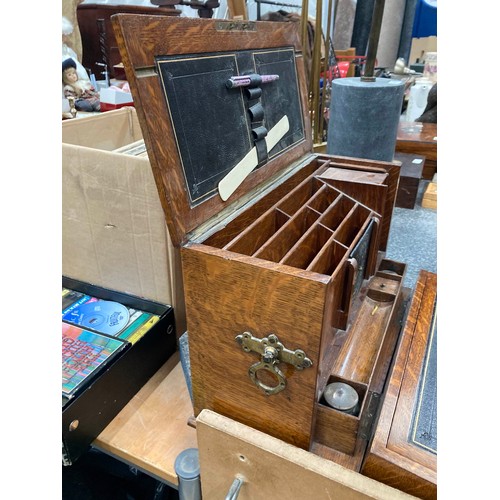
[410,303,437,454]
[156,47,305,207]
[254,49,304,151]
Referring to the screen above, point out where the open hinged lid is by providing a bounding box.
[111,15,313,247]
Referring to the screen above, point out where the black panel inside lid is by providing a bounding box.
[156,47,305,207]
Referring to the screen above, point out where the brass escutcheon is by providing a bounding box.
[235,332,312,395]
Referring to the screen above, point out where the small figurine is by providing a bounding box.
[62,96,77,120]
[62,58,101,112]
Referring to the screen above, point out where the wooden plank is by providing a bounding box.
[94,353,197,486]
[227,0,248,19]
[196,409,417,499]
[422,182,437,209]
[182,245,327,450]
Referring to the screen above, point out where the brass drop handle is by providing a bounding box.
[235,332,312,395]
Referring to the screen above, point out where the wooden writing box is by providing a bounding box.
[112,15,407,467]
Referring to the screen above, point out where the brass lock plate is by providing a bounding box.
[235,332,312,395]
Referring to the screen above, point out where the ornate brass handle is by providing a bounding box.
[235,332,312,395]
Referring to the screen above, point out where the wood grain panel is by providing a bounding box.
[182,245,329,450]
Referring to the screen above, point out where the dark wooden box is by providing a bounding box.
[62,277,176,465]
[361,270,437,498]
[77,3,180,80]
[394,152,425,209]
[111,15,408,470]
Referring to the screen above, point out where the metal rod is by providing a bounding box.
[254,0,301,8]
[362,0,385,80]
[300,0,310,61]
[225,477,244,500]
[311,0,323,143]
[318,0,334,142]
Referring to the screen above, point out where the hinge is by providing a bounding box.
[358,391,381,441]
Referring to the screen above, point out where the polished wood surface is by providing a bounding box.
[396,123,437,180]
[197,409,416,499]
[313,268,406,458]
[182,242,326,450]
[361,271,437,499]
[93,353,197,486]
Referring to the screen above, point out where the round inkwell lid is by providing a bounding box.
[324,382,359,412]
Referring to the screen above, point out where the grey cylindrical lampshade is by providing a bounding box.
[326,77,405,162]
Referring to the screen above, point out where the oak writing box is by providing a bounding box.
[112,15,406,467]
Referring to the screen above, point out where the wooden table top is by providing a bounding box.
[93,352,198,486]
[397,122,437,145]
[396,122,437,179]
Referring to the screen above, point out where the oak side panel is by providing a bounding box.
[182,244,329,450]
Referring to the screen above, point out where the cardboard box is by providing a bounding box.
[62,277,177,465]
[62,107,186,336]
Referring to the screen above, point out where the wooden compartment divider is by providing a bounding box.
[316,195,355,232]
[332,204,371,248]
[212,169,379,285]
[224,208,290,256]
[254,206,320,262]
[281,222,333,269]
[277,176,327,216]
[307,239,348,276]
